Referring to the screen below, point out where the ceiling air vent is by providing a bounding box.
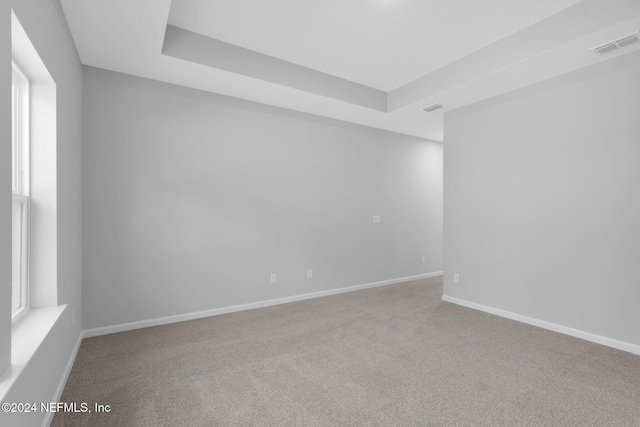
[592,43,618,55]
[616,33,639,48]
[592,32,639,55]
[422,104,443,113]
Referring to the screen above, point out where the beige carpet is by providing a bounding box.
[53,276,640,426]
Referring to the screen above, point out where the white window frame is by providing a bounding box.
[12,59,30,323]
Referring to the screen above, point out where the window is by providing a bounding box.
[12,60,30,320]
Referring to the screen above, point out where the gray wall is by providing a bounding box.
[0,0,83,425]
[444,51,640,346]
[82,67,443,330]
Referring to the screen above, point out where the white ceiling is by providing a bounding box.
[168,0,581,92]
[60,0,640,141]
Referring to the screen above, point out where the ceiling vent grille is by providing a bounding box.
[592,32,639,55]
[593,43,618,55]
[422,104,443,113]
[616,33,639,48]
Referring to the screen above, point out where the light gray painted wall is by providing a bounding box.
[443,51,640,346]
[0,0,82,424]
[82,67,443,330]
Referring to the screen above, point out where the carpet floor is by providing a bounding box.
[53,276,640,426]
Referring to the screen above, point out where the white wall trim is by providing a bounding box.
[42,332,82,427]
[41,332,82,427]
[442,295,640,356]
[83,272,443,338]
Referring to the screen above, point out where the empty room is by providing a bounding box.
[2,0,640,426]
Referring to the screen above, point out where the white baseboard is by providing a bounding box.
[83,271,443,338]
[42,332,83,427]
[442,295,640,356]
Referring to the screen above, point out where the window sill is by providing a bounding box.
[11,306,28,326]
[0,305,66,400]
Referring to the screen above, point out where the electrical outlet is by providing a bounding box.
[307,269,313,279]
[270,273,276,283]
[372,216,381,224]
[453,273,460,283]
[421,256,426,264]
